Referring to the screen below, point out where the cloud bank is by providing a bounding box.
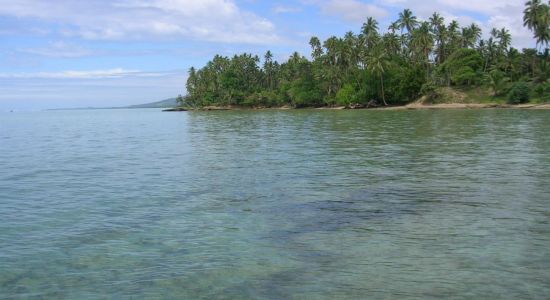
[0,0,281,44]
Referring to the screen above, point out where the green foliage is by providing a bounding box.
[485,69,509,96]
[523,0,550,48]
[176,94,185,106]
[289,78,323,108]
[440,49,483,86]
[534,82,550,101]
[182,8,547,108]
[336,84,357,106]
[507,82,531,104]
[452,66,477,85]
[420,82,439,102]
[385,64,424,104]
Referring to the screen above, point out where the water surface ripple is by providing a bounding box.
[1,109,549,299]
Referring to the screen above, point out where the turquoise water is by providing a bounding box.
[1,108,549,299]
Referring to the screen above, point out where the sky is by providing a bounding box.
[0,0,534,110]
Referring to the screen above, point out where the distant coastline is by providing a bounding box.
[47,98,177,111]
[164,102,550,112]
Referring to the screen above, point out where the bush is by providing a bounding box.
[534,83,550,101]
[507,82,530,104]
[535,84,545,98]
[440,48,483,86]
[452,66,478,86]
[390,64,425,104]
[420,82,439,102]
[335,84,356,106]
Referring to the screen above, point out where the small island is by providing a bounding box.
[170,4,550,111]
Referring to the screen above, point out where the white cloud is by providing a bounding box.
[273,4,302,14]
[0,68,188,109]
[0,68,174,79]
[18,41,96,58]
[303,0,534,48]
[0,0,281,44]
[320,0,389,23]
[379,0,534,48]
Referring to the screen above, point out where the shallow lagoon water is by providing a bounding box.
[1,108,549,299]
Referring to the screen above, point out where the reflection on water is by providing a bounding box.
[0,109,549,298]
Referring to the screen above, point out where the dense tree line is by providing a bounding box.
[182,3,550,108]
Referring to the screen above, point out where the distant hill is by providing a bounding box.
[124,98,178,108]
[47,97,179,111]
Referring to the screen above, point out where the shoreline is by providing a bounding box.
[164,102,550,112]
[374,103,550,110]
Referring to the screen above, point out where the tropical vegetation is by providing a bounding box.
[181,3,550,108]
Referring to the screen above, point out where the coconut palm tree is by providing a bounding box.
[263,51,275,90]
[447,20,461,54]
[388,21,400,34]
[491,28,499,39]
[344,31,359,67]
[367,45,391,106]
[397,9,419,34]
[460,24,481,48]
[523,0,550,48]
[309,36,323,61]
[483,37,497,72]
[411,22,435,79]
[430,13,446,64]
[323,37,344,98]
[469,24,482,46]
[361,17,380,51]
[524,0,543,30]
[533,4,550,48]
[429,12,444,32]
[498,27,512,52]
[383,32,401,57]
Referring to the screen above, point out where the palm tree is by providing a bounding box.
[483,37,497,72]
[322,37,344,98]
[491,28,499,39]
[502,48,522,81]
[383,32,401,56]
[411,22,434,79]
[460,24,481,48]
[534,22,550,48]
[536,53,550,82]
[532,4,550,48]
[388,21,400,34]
[469,23,482,46]
[429,12,444,32]
[323,36,339,67]
[186,67,198,105]
[263,51,275,90]
[524,0,543,30]
[309,36,323,61]
[397,9,419,34]
[498,27,512,52]
[461,27,473,48]
[485,69,509,96]
[361,17,380,51]
[522,48,539,77]
[344,31,359,67]
[448,20,461,54]
[523,0,550,49]
[430,13,446,64]
[367,46,390,106]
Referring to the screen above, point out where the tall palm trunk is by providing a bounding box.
[380,75,387,106]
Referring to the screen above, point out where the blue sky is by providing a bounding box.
[0,0,533,110]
